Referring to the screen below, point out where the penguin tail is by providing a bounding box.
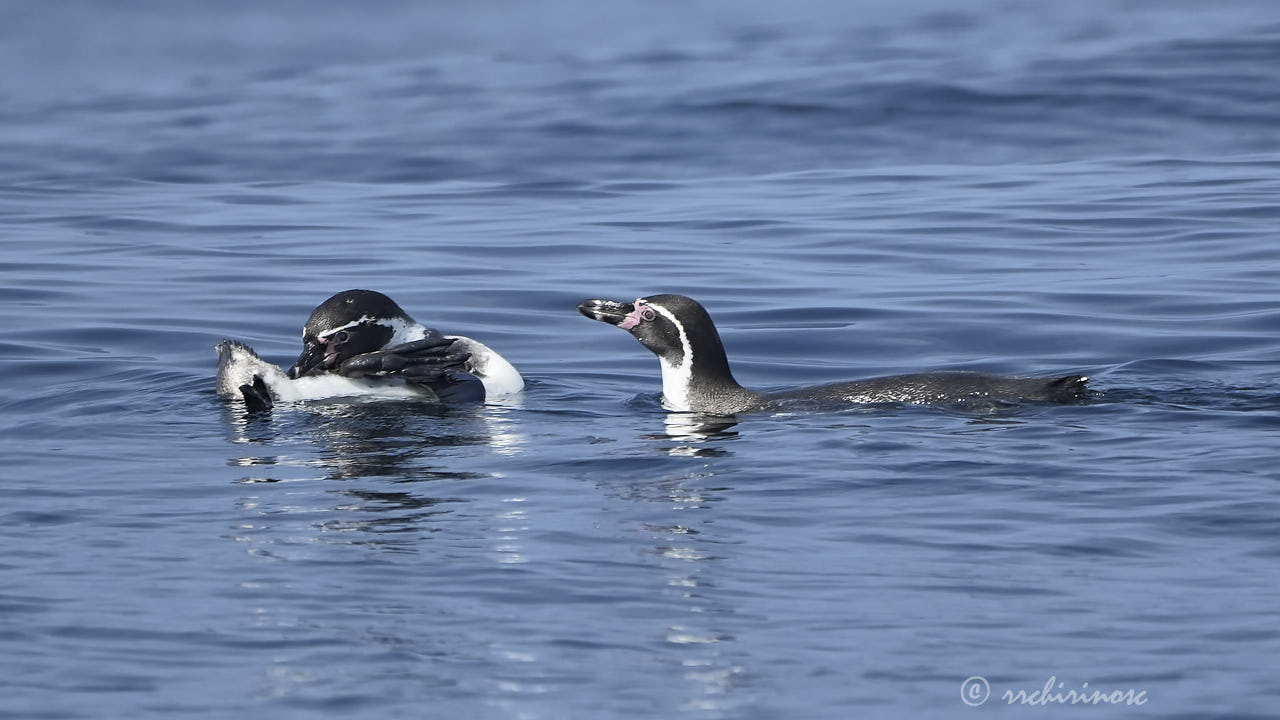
[1044,374,1090,403]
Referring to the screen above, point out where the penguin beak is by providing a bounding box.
[578,299,635,328]
[287,341,327,379]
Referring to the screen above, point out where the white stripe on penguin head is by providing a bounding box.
[316,315,375,339]
[315,315,425,345]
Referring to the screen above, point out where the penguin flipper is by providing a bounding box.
[414,370,486,403]
[336,338,472,383]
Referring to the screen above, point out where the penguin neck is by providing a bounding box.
[656,326,759,414]
[658,355,696,411]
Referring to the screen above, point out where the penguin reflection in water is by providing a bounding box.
[216,290,523,410]
[578,294,1089,415]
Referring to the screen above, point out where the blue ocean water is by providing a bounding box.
[2,1,1280,718]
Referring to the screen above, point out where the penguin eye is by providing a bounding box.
[640,308,657,322]
[330,330,350,344]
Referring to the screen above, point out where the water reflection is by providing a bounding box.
[229,470,467,553]
[647,412,739,457]
[493,496,529,565]
[661,412,739,439]
[650,503,750,713]
[223,399,527,477]
[221,397,529,552]
[219,402,279,445]
[589,461,749,713]
[222,398,527,461]
[316,488,460,540]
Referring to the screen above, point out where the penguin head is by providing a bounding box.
[578,294,736,404]
[288,289,415,378]
[577,295,695,366]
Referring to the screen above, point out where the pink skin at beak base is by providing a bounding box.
[618,301,649,330]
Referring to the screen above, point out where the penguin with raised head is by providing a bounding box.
[578,294,1088,415]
